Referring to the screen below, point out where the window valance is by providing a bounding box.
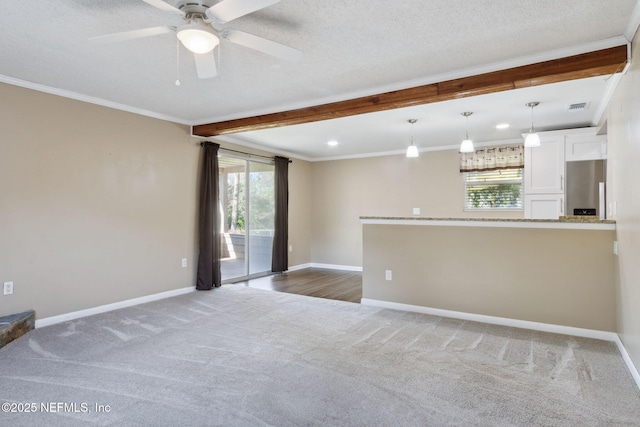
[460,144,524,172]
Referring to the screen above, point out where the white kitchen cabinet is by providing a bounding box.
[565,133,607,161]
[524,194,564,219]
[524,133,566,219]
[524,136,565,195]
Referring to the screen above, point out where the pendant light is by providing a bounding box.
[406,119,419,158]
[524,102,541,148]
[459,112,474,153]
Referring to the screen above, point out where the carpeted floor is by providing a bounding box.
[1,286,639,426]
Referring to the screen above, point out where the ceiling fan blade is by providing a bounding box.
[223,29,303,62]
[90,26,173,43]
[206,0,280,24]
[141,0,184,14]
[194,51,218,79]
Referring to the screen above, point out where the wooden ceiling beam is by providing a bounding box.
[192,45,628,137]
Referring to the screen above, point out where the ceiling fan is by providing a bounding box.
[91,0,303,79]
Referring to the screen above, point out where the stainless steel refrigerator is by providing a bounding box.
[565,159,606,218]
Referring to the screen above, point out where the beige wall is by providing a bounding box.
[0,83,199,319]
[605,32,640,370]
[287,156,313,267]
[363,224,617,331]
[310,150,523,266]
[0,83,312,319]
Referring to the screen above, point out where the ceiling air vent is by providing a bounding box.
[566,102,589,112]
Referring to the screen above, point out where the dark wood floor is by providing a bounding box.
[230,268,362,303]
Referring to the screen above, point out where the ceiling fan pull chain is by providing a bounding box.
[217,41,221,78]
[175,37,181,86]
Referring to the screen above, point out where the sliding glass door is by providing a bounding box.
[219,155,275,282]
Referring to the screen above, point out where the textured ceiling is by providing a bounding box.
[0,0,638,159]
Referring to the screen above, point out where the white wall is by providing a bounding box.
[605,31,640,373]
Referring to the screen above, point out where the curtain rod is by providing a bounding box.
[200,142,292,163]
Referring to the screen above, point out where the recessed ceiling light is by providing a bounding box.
[496,123,510,129]
[327,140,339,146]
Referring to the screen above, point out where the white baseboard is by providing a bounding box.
[288,263,313,272]
[613,335,640,391]
[310,263,363,271]
[288,263,363,272]
[35,286,196,328]
[361,298,640,391]
[361,298,616,340]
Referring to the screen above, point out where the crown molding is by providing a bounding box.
[0,75,192,125]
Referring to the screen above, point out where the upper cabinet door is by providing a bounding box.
[524,136,565,194]
[565,133,607,161]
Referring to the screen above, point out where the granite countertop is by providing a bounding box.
[360,216,616,224]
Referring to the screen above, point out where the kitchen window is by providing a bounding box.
[464,168,524,210]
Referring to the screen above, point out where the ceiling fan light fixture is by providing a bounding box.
[177,24,219,54]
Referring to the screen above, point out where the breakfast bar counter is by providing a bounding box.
[360,216,615,229]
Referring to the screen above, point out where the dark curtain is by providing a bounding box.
[271,156,289,272]
[196,142,221,290]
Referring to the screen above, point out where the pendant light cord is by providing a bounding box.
[530,104,534,132]
[526,102,539,133]
[411,120,414,145]
[465,114,470,140]
[408,119,417,145]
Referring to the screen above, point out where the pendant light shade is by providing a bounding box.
[459,139,474,153]
[459,112,474,153]
[406,144,419,157]
[524,102,541,148]
[524,132,541,147]
[406,119,419,158]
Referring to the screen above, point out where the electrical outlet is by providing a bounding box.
[413,207,421,215]
[3,281,14,295]
[385,270,392,281]
[181,258,187,268]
